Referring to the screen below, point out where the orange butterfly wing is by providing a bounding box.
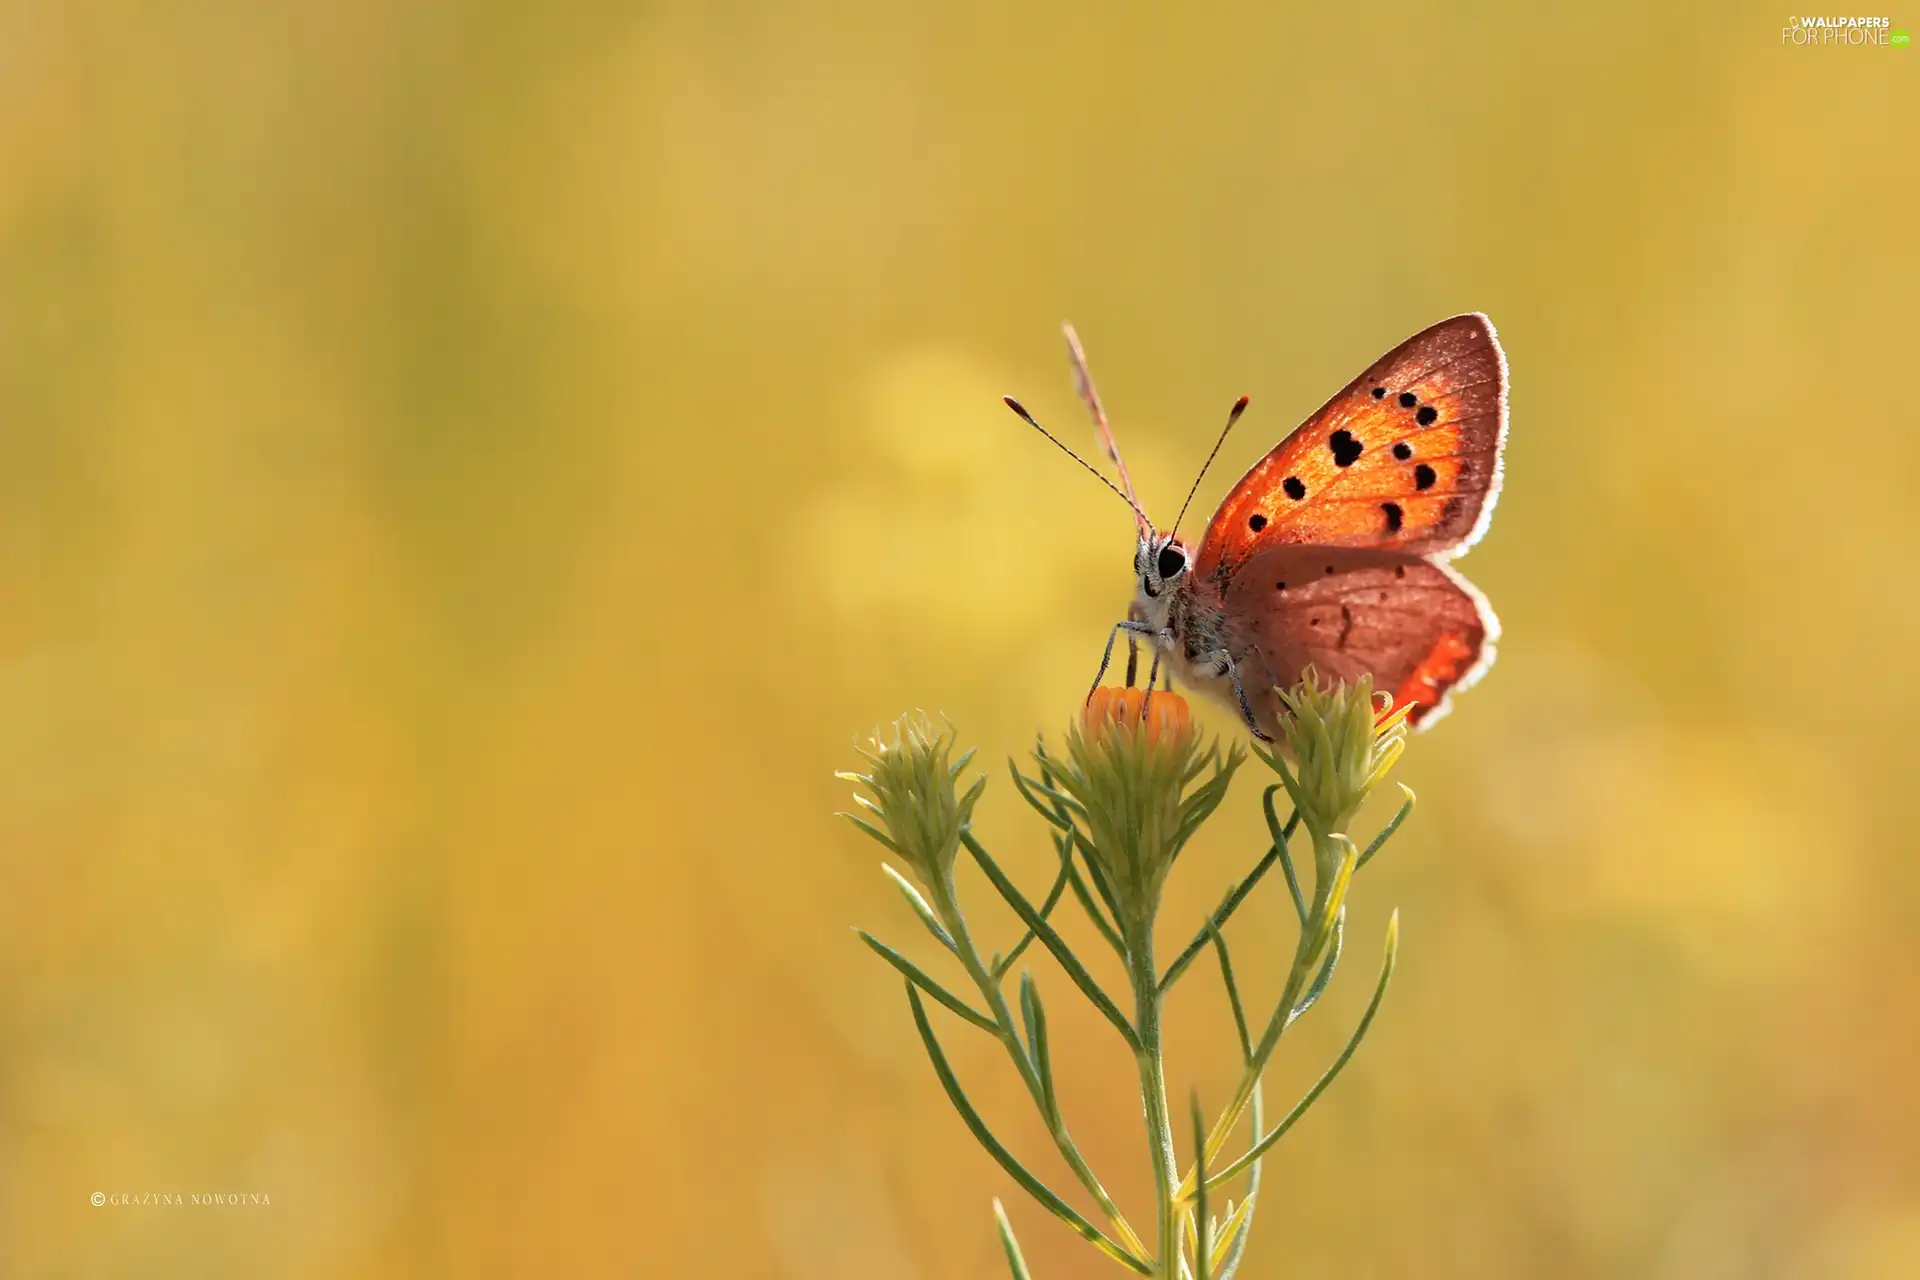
[1216,547,1498,730]
[1191,314,1508,581]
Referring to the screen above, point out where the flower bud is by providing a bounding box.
[838,713,986,887]
[1046,689,1240,943]
[1259,668,1410,846]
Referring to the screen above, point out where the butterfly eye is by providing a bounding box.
[1156,545,1186,579]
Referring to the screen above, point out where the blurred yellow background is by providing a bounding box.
[2,1,1916,1276]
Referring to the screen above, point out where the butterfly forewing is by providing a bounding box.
[1193,314,1507,579]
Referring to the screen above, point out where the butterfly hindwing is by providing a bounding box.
[1218,547,1498,730]
[1193,314,1507,581]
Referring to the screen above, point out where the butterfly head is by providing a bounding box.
[1134,530,1190,626]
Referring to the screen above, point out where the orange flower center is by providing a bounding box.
[1082,686,1193,745]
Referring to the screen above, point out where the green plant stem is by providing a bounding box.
[1128,924,1181,1279]
[1177,831,1354,1207]
[931,872,1150,1263]
[1177,952,1311,1208]
[1204,911,1398,1192]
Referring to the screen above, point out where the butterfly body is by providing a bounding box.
[1042,314,1508,737]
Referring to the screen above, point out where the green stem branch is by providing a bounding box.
[932,871,1150,1263]
[1129,923,1181,1278]
[1178,832,1356,1206]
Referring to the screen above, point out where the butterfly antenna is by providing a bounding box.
[1169,395,1249,540]
[1003,397,1152,529]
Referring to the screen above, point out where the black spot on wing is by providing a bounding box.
[1283,475,1306,500]
[1382,502,1404,532]
[1328,430,1363,467]
[1414,464,1437,490]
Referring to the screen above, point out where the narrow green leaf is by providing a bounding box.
[1019,972,1057,1123]
[1015,754,1128,959]
[1215,1084,1262,1280]
[961,773,989,815]
[963,832,1141,1052]
[1161,786,1302,995]
[1298,836,1357,973]
[858,932,998,1033]
[1197,848,1349,1187]
[1069,831,1127,937]
[1206,915,1252,1064]
[1182,755,1242,823]
[1206,912,1400,1191]
[1209,1193,1256,1277]
[1173,765,1238,851]
[993,1199,1034,1280]
[1065,856,1129,959]
[906,984,1152,1275]
[1288,907,1344,1025]
[994,832,1078,979]
[1261,786,1307,924]
[1192,1093,1213,1280]
[1009,763,1079,831]
[1010,766,1089,826]
[1355,784,1415,871]
[882,863,956,952]
[1159,832,1284,993]
[1264,750,1318,862]
[1033,741,1067,801]
[839,812,900,855]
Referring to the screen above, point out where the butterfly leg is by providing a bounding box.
[1090,620,1167,703]
[1122,600,1150,688]
[1194,646,1273,743]
[1140,642,1166,723]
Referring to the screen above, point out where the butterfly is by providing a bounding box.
[1006,314,1506,741]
